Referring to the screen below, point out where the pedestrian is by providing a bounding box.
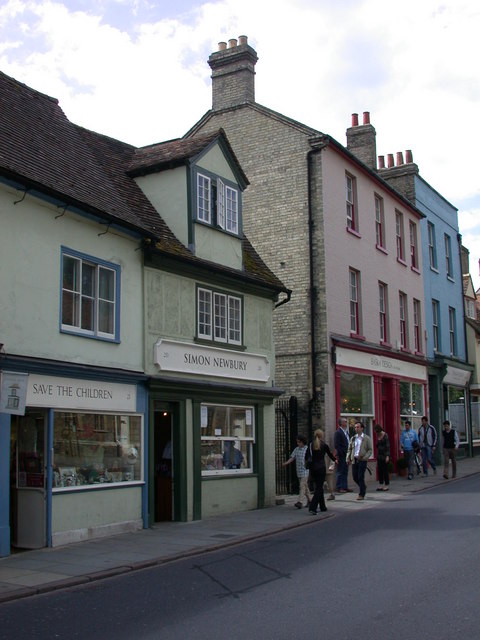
[282,434,312,508]
[400,420,419,480]
[374,424,390,491]
[306,428,337,515]
[346,422,373,501]
[418,416,437,476]
[334,417,352,493]
[442,420,460,479]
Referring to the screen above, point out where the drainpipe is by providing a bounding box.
[306,144,325,437]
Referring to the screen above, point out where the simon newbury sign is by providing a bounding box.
[154,339,270,382]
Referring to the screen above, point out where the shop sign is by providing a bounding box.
[26,374,137,411]
[442,366,471,387]
[0,371,29,415]
[154,339,270,382]
[336,347,427,381]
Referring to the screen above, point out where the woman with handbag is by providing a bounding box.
[306,428,337,514]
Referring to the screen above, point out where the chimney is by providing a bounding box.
[396,151,404,166]
[346,110,377,170]
[208,35,258,111]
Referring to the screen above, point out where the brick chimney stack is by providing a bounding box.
[208,35,258,111]
[346,111,377,170]
[378,149,420,204]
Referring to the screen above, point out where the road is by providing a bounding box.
[1,476,479,640]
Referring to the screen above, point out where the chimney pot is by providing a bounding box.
[396,151,404,166]
[405,149,413,163]
[228,38,238,49]
[238,35,248,45]
[352,113,359,127]
[387,153,394,168]
[378,155,385,169]
[218,41,227,51]
[363,111,370,125]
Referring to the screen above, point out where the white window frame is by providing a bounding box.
[349,268,360,335]
[445,233,453,278]
[375,195,385,248]
[449,306,456,355]
[428,222,437,269]
[409,221,418,269]
[432,299,440,352]
[396,211,404,261]
[197,172,239,235]
[197,287,242,346]
[61,248,119,341]
[379,282,388,343]
[399,292,408,349]
[413,298,422,352]
[197,173,211,223]
[346,173,357,231]
[466,299,476,319]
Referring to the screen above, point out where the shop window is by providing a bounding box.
[200,403,254,475]
[399,382,424,430]
[444,386,467,443]
[339,372,374,442]
[52,412,143,489]
[61,248,120,342]
[470,397,480,442]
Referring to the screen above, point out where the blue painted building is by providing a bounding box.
[379,154,472,454]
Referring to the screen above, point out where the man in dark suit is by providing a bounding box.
[334,417,351,492]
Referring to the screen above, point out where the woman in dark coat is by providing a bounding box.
[307,428,337,514]
[374,423,391,491]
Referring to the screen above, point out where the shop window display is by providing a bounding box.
[399,382,424,430]
[445,386,467,443]
[201,404,254,475]
[340,372,374,440]
[53,412,142,489]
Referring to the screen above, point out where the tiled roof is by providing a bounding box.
[128,129,249,187]
[0,70,286,293]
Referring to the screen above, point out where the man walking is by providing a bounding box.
[334,417,351,493]
[442,420,460,479]
[347,422,373,501]
[400,420,419,480]
[418,416,437,476]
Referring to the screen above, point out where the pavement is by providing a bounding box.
[1,456,479,604]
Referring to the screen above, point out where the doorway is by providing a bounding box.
[10,410,47,549]
[154,410,173,521]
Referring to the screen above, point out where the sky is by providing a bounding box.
[1,0,479,285]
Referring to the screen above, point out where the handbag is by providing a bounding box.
[304,443,312,469]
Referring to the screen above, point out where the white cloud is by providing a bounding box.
[0,0,479,284]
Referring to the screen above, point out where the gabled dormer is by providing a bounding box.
[128,130,248,271]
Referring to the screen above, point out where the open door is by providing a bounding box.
[10,411,47,549]
[154,410,173,521]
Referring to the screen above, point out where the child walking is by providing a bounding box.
[282,434,312,508]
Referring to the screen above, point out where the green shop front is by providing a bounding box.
[149,339,281,524]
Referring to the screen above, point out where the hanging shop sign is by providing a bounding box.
[0,371,29,415]
[154,339,270,382]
